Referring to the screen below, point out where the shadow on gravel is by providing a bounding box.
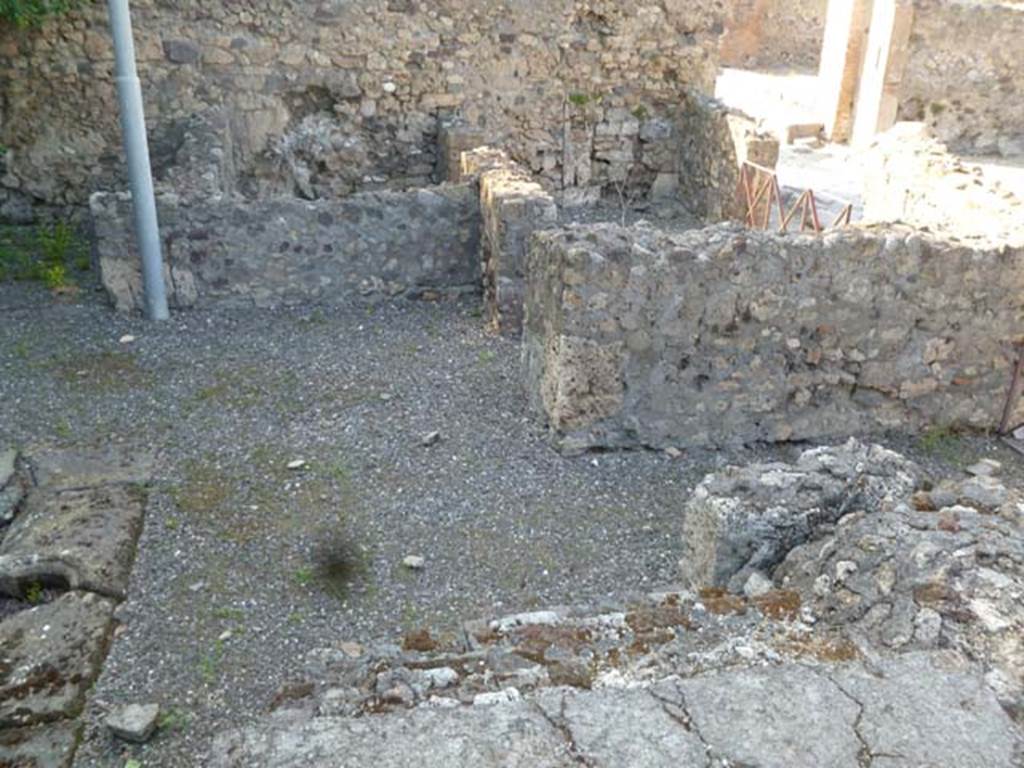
[311,533,370,600]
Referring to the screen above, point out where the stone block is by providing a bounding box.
[0,592,115,727]
[437,121,488,183]
[0,484,147,600]
[679,439,920,591]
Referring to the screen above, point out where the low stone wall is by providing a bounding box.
[467,150,559,335]
[523,222,1024,453]
[93,184,480,311]
[863,123,1024,247]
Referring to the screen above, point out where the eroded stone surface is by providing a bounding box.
[211,697,574,768]
[680,439,921,592]
[210,650,1022,768]
[0,721,82,768]
[675,664,862,767]
[0,484,146,600]
[533,687,707,767]
[777,472,1024,719]
[831,652,1023,768]
[0,592,115,728]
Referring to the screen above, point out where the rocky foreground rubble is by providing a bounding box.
[211,440,1024,767]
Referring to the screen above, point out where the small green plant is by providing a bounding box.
[478,349,497,365]
[198,640,224,685]
[158,707,191,732]
[632,105,649,120]
[568,92,591,107]
[294,567,314,586]
[24,581,44,604]
[918,424,968,466]
[0,220,88,290]
[124,760,142,768]
[0,0,83,27]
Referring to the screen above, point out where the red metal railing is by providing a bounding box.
[736,162,853,234]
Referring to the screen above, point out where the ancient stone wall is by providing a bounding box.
[467,149,560,335]
[523,222,1024,453]
[719,0,827,71]
[899,0,1024,157]
[863,123,1024,247]
[0,0,726,217]
[678,95,744,221]
[92,184,481,311]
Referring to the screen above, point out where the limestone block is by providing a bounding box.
[679,440,921,591]
[437,121,488,183]
[0,484,146,600]
[0,592,115,727]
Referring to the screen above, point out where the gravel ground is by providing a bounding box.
[1,279,1020,767]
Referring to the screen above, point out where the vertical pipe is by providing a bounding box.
[107,0,169,321]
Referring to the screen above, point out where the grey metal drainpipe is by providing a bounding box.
[107,0,169,321]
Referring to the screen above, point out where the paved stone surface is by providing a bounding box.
[534,687,708,767]
[0,484,146,600]
[832,652,1023,768]
[675,664,861,767]
[211,697,574,768]
[209,652,1022,768]
[0,721,82,768]
[0,591,115,727]
[29,447,154,493]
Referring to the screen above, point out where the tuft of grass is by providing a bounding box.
[293,567,315,587]
[24,581,44,605]
[0,221,89,291]
[917,424,969,466]
[310,534,369,600]
[158,707,191,733]
[198,640,224,685]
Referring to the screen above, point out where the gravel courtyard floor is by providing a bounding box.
[2,282,1019,766]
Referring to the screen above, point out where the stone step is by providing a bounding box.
[210,651,1022,768]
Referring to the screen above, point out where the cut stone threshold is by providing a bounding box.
[0,446,153,768]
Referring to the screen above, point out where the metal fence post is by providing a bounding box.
[107,0,169,321]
